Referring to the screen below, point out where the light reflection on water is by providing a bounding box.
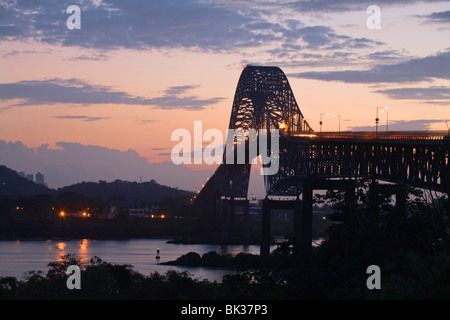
[0,239,271,282]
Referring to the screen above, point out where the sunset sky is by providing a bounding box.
[0,0,449,191]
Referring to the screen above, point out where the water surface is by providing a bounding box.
[0,238,268,282]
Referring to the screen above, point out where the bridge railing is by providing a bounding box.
[287,130,449,141]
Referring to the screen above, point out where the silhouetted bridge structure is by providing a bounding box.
[191,65,449,257]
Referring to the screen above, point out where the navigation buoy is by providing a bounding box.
[156,248,160,259]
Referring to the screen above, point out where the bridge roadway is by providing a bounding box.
[268,129,449,196]
[289,130,448,142]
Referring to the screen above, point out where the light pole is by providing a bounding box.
[333,114,341,133]
[380,109,388,131]
[376,106,387,136]
[320,112,329,133]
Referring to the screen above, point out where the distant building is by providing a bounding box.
[35,171,44,185]
[26,173,34,181]
[109,200,149,219]
[108,201,161,219]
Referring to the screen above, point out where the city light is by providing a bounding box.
[150,214,166,219]
[376,106,388,136]
[380,108,389,132]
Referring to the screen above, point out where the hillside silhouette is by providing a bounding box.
[0,165,194,201]
[0,165,54,198]
[58,179,194,202]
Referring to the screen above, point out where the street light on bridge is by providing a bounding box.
[333,114,341,133]
[376,106,387,136]
[279,122,287,130]
[381,108,388,132]
[320,112,329,133]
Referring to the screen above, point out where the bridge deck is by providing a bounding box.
[288,130,449,144]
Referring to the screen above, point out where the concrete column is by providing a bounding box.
[243,200,250,244]
[228,196,235,236]
[221,199,229,239]
[293,195,302,243]
[344,180,356,228]
[395,184,407,214]
[343,181,356,258]
[211,195,217,232]
[260,197,271,259]
[368,180,379,213]
[301,178,313,251]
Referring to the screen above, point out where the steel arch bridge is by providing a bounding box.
[194,65,448,200]
[191,65,449,252]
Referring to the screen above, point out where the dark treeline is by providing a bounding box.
[1,179,449,299]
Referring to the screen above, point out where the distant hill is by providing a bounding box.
[57,179,194,202]
[0,165,54,198]
[0,165,194,202]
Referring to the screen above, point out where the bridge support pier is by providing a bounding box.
[259,178,358,260]
[299,178,313,259]
[368,181,409,214]
[219,198,250,243]
[243,200,250,244]
[211,196,218,233]
[293,196,302,242]
[259,184,314,259]
[221,198,230,239]
[260,197,271,259]
[395,185,407,214]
